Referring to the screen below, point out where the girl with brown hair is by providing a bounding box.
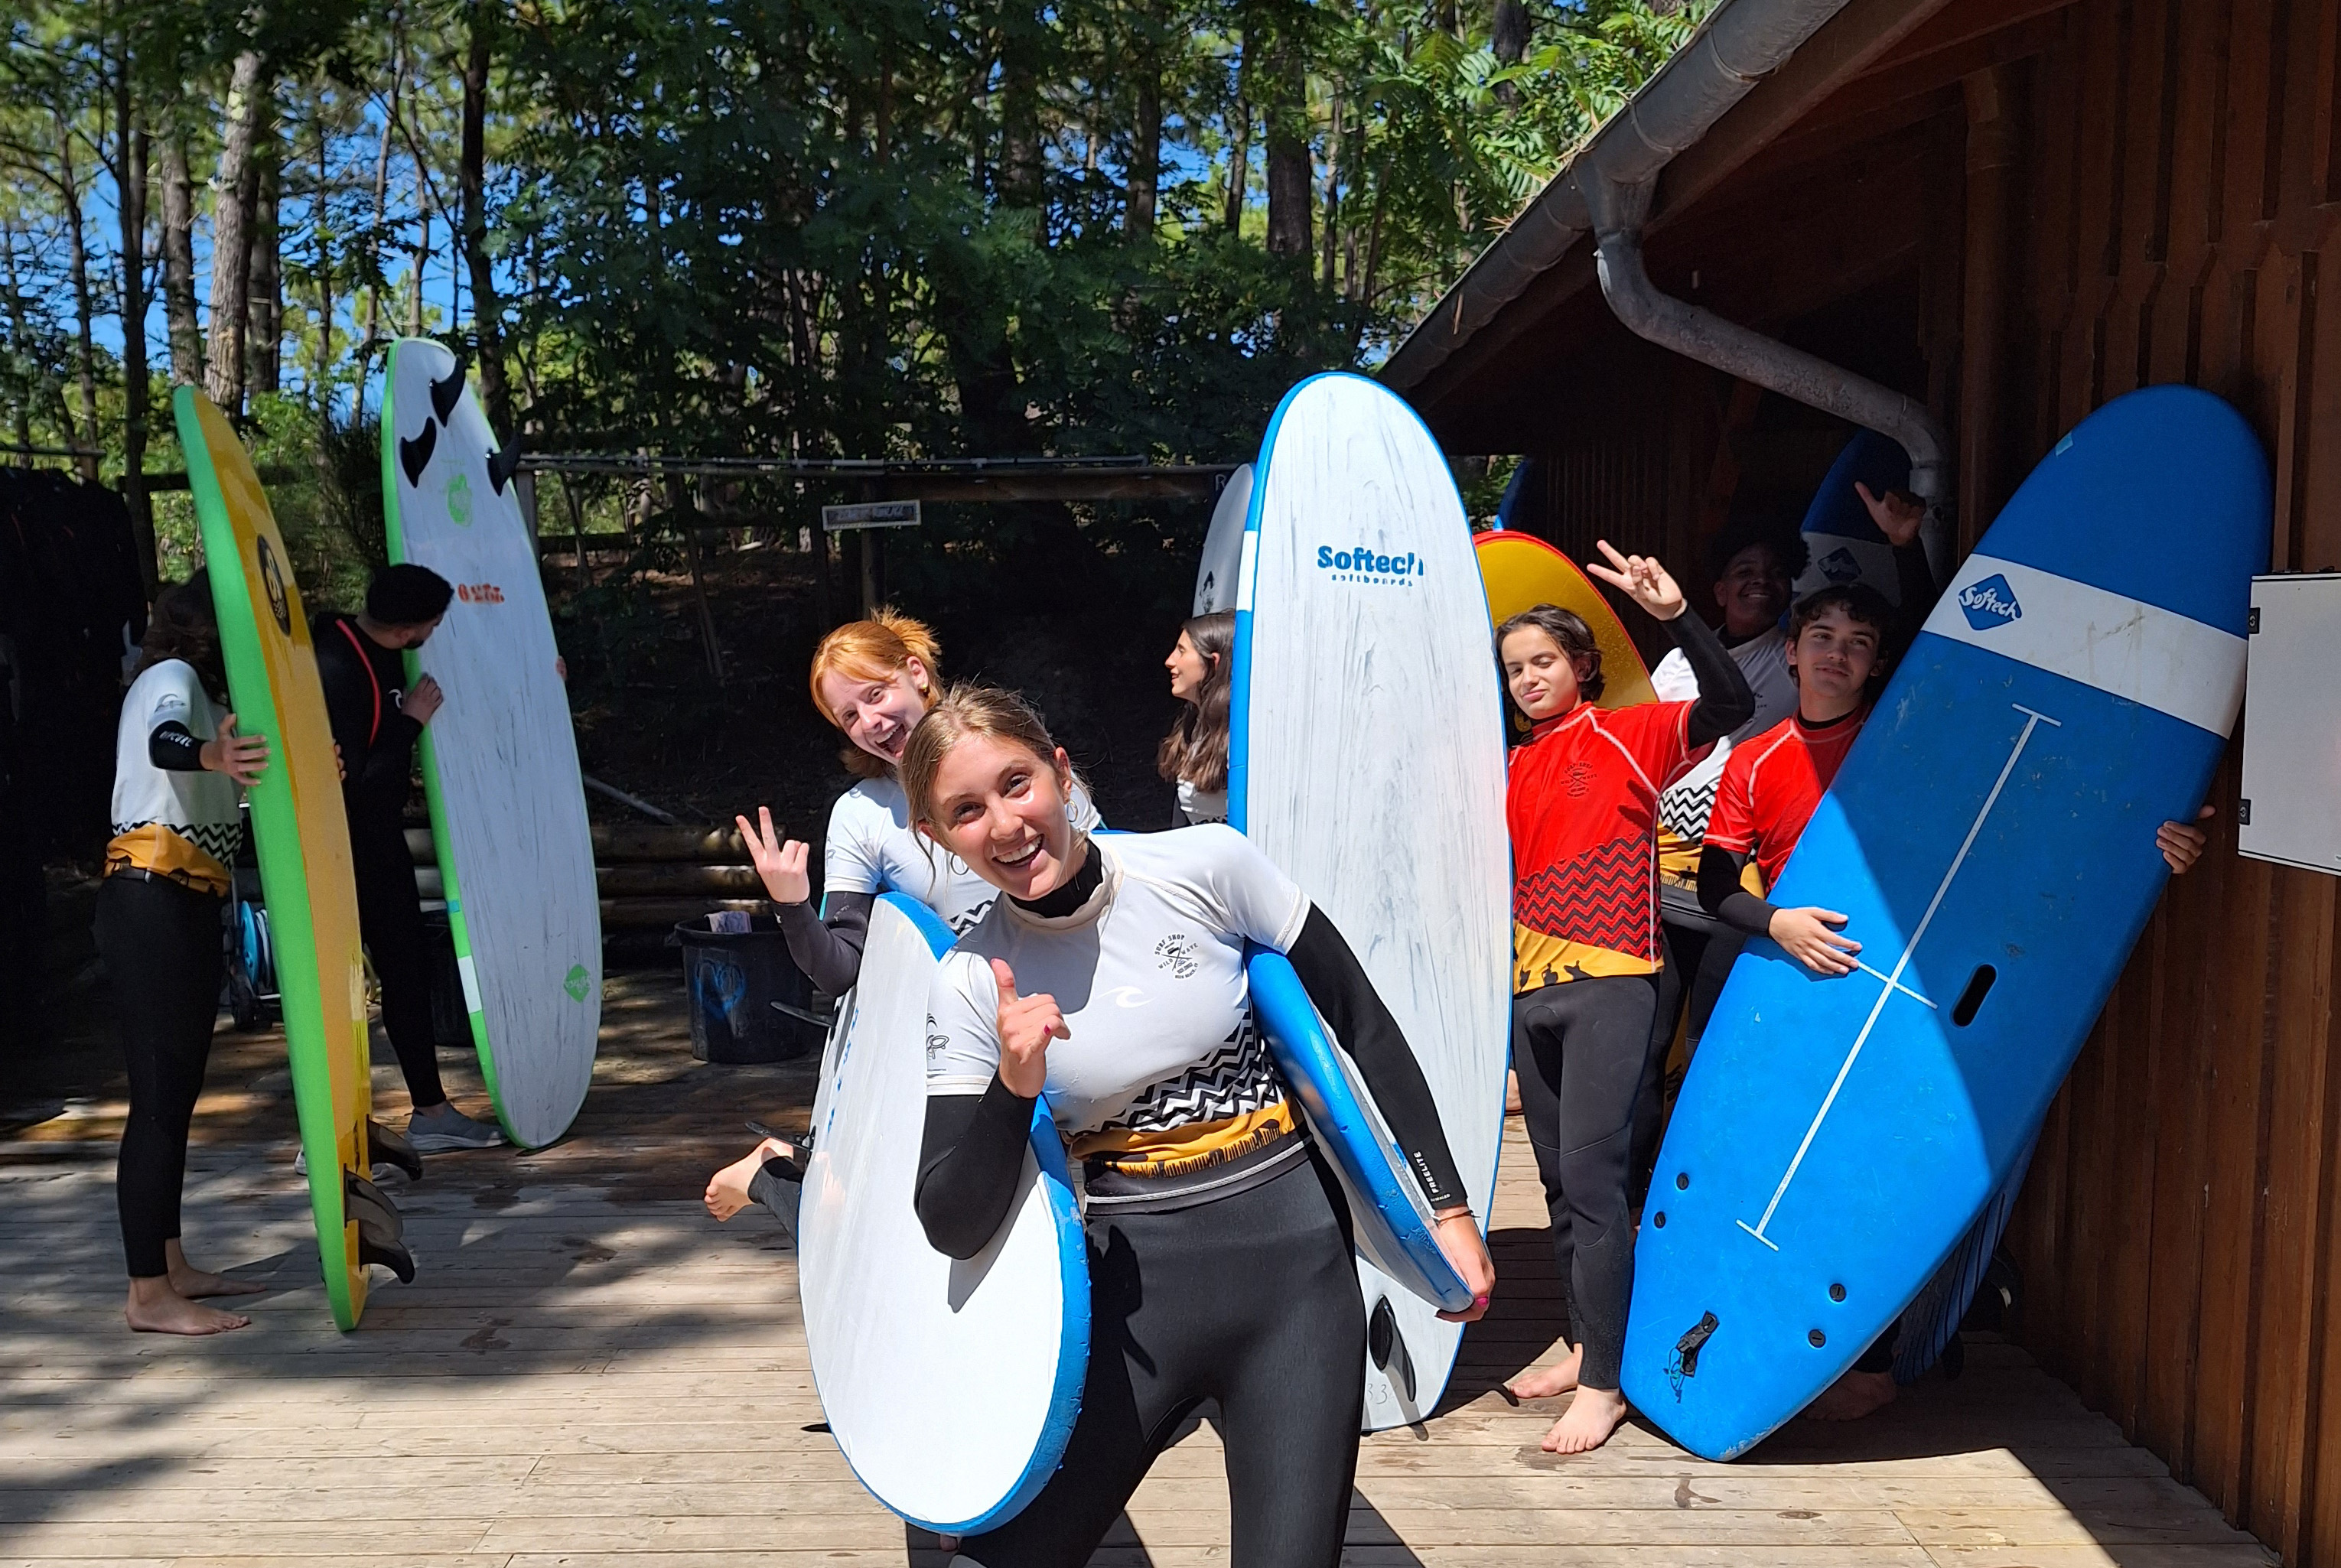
[1157,610,1233,825]
[905,683,1492,1566]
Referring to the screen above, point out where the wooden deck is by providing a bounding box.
[0,971,2278,1566]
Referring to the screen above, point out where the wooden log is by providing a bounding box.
[409,825,752,865]
[594,864,766,896]
[599,896,772,931]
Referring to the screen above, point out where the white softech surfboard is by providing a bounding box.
[1231,372,1512,1432]
[383,339,601,1149]
[800,895,1090,1534]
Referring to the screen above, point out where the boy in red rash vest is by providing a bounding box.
[1499,542,1754,1455]
[1697,581,2216,1420]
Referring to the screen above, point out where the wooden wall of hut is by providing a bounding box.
[1496,0,2341,1557]
[1996,4,2341,1563]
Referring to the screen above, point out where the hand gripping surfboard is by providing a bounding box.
[1623,385,2269,1459]
[799,894,1090,1534]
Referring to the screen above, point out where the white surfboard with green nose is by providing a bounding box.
[381,338,601,1147]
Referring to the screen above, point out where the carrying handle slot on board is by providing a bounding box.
[1951,965,1998,1027]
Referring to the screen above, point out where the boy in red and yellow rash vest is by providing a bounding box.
[1498,542,1753,1455]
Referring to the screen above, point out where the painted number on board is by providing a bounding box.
[455,582,505,604]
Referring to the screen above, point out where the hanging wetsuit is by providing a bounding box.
[1506,610,1751,1395]
[99,656,243,1279]
[917,827,1464,1568]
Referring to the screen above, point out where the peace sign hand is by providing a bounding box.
[991,958,1067,1099]
[734,806,812,905]
[1587,538,1688,622]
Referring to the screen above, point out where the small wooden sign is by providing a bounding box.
[821,499,922,532]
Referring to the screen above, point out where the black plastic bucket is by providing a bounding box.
[672,915,819,1064]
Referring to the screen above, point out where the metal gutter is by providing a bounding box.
[1385,0,1954,565]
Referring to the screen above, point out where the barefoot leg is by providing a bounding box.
[1804,1369,1898,1422]
[1507,1343,1584,1400]
[1541,1385,1630,1453]
[163,1239,265,1299]
[704,1140,783,1221]
[125,1277,252,1335]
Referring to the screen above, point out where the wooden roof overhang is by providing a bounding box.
[1385,0,2084,454]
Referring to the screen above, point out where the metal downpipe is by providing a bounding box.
[1577,148,1956,576]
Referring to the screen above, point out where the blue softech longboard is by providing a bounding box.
[1622,386,2269,1461]
[798,895,1089,1534]
[1792,428,1910,606]
[1229,372,1512,1431]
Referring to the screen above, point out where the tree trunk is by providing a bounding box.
[460,0,510,432]
[55,111,100,480]
[1125,28,1161,241]
[409,192,430,338]
[115,57,155,594]
[1493,0,1529,104]
[1263,31,1311,259]
[311,120,333,401]
[357,106,393,390]
[159,135,203,387]
[1319,97,1340,285]
[249,146,282,397]
[206,47,268,415]
[1,226,31,449]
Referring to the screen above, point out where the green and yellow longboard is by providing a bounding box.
[176,388,400,1329]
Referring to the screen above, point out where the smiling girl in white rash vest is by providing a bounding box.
[704,611,1100,1223]
[904,685,1493,1567]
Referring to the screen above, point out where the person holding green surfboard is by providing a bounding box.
[99,575,272,1334]
[314,564,506,1153]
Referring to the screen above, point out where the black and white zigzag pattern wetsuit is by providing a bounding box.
[916,828,1464,1567]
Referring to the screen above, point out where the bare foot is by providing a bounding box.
[1805,1368,1898,1421]
[1540,1385,1630,1453]
[1506,1069,1524,1115]
[161,1242,265,1300]
[1507,1345,1583,1401]
[169,1265,265,1299]
[125,1279,252,1335]
[704,1140,782,1221]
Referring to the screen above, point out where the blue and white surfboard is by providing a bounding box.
[1229,372,1512,1432]
[1622,386,2268,1461]
[799,895,1090,1532]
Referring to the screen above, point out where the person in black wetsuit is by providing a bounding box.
[904,685,1493,1566]
[314,564,504,1152]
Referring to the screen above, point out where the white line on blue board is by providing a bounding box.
[1735,703,2063,1253]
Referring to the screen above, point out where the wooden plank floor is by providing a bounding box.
[0,972,2275,1566]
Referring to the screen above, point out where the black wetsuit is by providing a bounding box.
[915,832,1465,1567]
[314,613,443,1109]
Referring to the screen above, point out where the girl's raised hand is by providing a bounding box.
[735,805,812,905]
[1587,538,1687,621]
[991,958,1068,1098]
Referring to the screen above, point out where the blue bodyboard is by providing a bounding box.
[1622,385,2268,1460]
[1792,428,1910,605]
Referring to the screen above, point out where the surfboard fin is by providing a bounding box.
[398,421,438,487]
[1665,1310,1721,1399]
[429,361,467,424]
[486,438,523,496]
[366,1118,423,1182]
[1367,1296,1417,1404]
[345,1171,418,1283]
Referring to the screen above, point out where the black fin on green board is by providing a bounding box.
[487,438,523,496]
[429,361,467,424]
[367,1119,423,1181]
[399,421,438,487]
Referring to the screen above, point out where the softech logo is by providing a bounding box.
[1315,542,1424,586]
[1958,573,2023,631]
